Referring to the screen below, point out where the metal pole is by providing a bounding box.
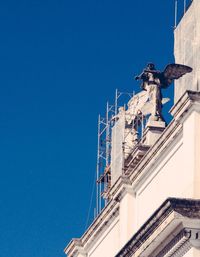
[94,208,96,219]
[106,102,109,167]
[99,179,102,212]
[105,103,109,207]
[122,104,126,174]
[96,114,101,215]
[184,0,186,13]
[115,89,118,119]
[174,0,178,29]
[141,114,144,137]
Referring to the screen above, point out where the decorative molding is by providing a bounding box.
[156,228,200,257]
[170,90,200,123]
[156,229,191,257]
[187,228,200,249]
[108,175,132,199]
[115,198,200,257]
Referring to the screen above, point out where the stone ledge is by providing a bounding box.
[115,198,200,257]
[170,90,200,123]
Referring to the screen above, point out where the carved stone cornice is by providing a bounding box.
[115,198,200,257]
[65,239,87,257]
[170,90,200,123]
[156,229,191,257]
[156,228,200,257]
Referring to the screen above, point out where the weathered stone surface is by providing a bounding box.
[174,0,200,103]
[115,198,200,257]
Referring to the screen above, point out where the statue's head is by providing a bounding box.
[147,63,155,70]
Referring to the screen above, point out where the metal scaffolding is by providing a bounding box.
[174,0,193,28]
[96,89,134,216]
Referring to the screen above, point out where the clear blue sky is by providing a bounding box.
[0,0,185,257]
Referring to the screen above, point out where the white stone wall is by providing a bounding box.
[135,138,191,228]
[174,0,200,103]
[86,192,136,257]
[134,110,200,229]
[87,219,120,257]
[119,191,136,248]
[184,247,200,257]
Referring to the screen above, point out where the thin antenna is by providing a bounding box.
[174,0,178,29]
[184,0,186,13]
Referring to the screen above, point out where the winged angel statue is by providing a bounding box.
[114,63,192,155]
[132,63,193,121]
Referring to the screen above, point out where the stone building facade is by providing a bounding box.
[64,1,200,256]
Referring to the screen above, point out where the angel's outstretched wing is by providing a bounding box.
[161,64,192,88]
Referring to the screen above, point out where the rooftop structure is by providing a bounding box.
[174,0,200,102]
[64,1,200,257]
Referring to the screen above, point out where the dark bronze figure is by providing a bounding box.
[135,63,192,121]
